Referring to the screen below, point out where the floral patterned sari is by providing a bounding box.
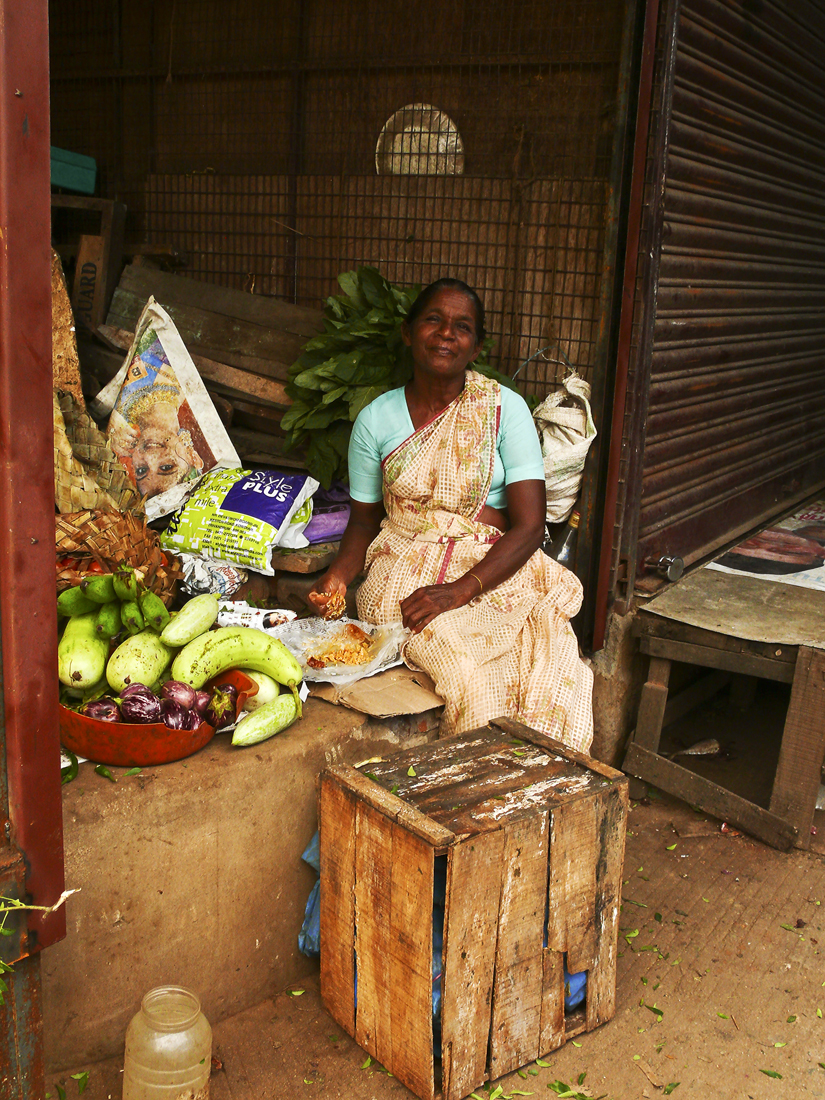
[356,371,593,752]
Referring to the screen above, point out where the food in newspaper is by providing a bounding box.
[322,590,347,621]
[305,623,374,669]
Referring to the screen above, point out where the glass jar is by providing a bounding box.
[123,986,212,1100]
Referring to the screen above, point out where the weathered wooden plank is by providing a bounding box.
[539,947,566,1054]
[638,635,796,683]
[324,764,455,848]
[546,798,597,975]
[388,825,435,1100]
[107,286,308,365]
[634,657,671,752]
[441,831,504,1100]
[99,324,294,399]
[769,645,825,851]
[488,813,548,1078]
[490,716,627,782]
[116,261,323,336]
[354,803,393,1065]
[586,784,628,1028]
[318,777,356,1034]
[226,427,307,470]
[624,742,797,849]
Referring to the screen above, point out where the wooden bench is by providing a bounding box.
[623,569,825,852]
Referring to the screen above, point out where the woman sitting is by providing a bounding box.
[308,277,593,753]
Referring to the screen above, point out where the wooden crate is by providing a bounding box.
[319,717,628,1100]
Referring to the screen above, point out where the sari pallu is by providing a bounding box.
[356,371,593,753]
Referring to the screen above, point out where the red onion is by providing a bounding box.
[82,697,121,722]
[161,681,197,711]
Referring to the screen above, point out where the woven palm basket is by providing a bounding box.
[56,510,183,607]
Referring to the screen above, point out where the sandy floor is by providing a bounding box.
[46,786,825,1100]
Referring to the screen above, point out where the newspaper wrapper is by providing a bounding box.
[270,617,408,685]
[92,297,241,521]
[217,602,297,633]
[179,553,248,598]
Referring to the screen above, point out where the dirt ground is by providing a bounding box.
[46,785,825,1100]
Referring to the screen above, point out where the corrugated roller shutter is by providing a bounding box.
[637,0,825,569]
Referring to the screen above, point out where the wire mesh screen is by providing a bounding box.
[50,0,626,396]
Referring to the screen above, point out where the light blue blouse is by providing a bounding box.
[348,384,544,508]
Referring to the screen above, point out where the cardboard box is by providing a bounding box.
[318,717,628,1100]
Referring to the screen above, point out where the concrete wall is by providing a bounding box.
[42,698,440,1072]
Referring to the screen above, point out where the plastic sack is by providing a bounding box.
[532,372,596,524]
[160,467,319,575]
[93,297,241,522]
[298,833,321,958]
[302,482,350,544]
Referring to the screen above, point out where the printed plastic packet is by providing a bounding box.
[216,602,297,633]
[161,467,319,575]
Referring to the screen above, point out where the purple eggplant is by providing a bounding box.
[160,698,191,729]
[161,681,197,711]
[82,697,121,722]
[192,689,212,717]
[205,684,239,729]
[119,685,162,724]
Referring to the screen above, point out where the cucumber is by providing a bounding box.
[231,694,299,746]
[139,589,171,634]
[239,669,282,712]
[171,626,302,691]
[160,593,219,647]
[107,630,175,692]
[58,612,109,688]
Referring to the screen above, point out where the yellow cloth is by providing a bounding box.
[356,372,593,752]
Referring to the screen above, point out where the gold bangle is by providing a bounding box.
[468,572,483,595]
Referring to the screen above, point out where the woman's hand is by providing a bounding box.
[308,571,348,620]
[400,577,478,633]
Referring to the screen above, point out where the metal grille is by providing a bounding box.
[49,0,627,397]
[632,0,825,572]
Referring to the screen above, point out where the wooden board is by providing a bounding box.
[354,802,393,1065]
[318,777,357,1034]
[115,262,322,337]
[586,784,628,1029]
[769,645,825,850]
[488,813,548,1078]
[107,286,308,367]
[545,797,597,975]
[624,742,798,850]
[441,830,504,1100]
[388,825,436,1100]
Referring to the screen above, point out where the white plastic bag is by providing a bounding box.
[272,618,409,685]
[532,372,597,523]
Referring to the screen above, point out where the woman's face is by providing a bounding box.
[402,288,483,382]
[133,403,196,497]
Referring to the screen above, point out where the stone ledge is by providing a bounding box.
[43,697,440,1071]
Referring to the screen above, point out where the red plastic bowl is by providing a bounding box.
[59,670,258,767]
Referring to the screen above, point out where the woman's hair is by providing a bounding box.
[405,278,487,343]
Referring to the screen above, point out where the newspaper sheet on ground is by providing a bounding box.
[706,499,825,592]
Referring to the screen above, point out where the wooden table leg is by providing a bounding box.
[626,656,671,799]
[769,645,825,852]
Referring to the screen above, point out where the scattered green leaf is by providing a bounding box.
[390,784,399,795]
[760,1069,783,1079]
[717,1012,729,1019]
[123,767,141,777]
[622,898,648,908]
[407,765,417,777]
[361,1055,372,1069]
[787,1015,797,1023]
[535,1058,551,1068]
[663,1085,680,1096]
[646,1004,664,1018]
[287,989,305,996]
[70,1073,89,1094]
[577,1072,586,1085]
[774,1042,786,1048]
[56,1087,66,1100]
[666,843,677,850]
